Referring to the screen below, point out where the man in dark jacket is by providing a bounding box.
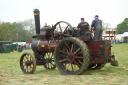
[91,15,102,41]
[77,18,90,35]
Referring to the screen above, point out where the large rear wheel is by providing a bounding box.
[54,37,90,75]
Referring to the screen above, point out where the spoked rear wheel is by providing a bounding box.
[54,37,90,75]
[20,52,36,74]
[44,52,56,70]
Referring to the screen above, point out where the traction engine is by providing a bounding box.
[20,9,118,75]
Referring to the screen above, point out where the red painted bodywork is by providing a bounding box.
[87,40,111,64]
[37,34,112,64]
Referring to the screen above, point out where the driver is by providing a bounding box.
[76,18,90,35]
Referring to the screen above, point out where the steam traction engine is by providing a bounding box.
[20,9,118,75]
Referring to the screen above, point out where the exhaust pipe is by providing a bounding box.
[33,9,40,37]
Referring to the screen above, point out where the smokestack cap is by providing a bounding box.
[34,9,40,13]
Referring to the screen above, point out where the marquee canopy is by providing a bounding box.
[121,32,128,37]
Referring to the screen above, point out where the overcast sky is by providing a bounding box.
[0,0,128,28]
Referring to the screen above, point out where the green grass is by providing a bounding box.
[0,44,128,85]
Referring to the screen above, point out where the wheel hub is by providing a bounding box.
[25,61,31,66]
[60,33,63,36]
[68,54,73,60]
[47,58,52,62]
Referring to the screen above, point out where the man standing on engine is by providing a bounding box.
[91,15,102,41]
[77,18,90,35]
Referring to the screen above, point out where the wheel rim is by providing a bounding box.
[44,52,56,70]
[52,21,74,43]
[20,52,36,74]
[56,41,85,74]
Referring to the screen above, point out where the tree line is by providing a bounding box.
[116,21,128,34]
[0,19,35,42]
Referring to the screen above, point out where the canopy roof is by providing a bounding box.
[121,32,128,37]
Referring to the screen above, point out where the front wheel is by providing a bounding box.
[20,52,36,74]
[54,37,90,75]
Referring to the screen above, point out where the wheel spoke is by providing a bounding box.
[25,55,28,61]
[63,25,69,34]
[57,36,62,42]
[30,56,31,61]
[75,56,83,59]
[60,55,67,57]
[50,62,54,66]
[59,58,68,63]
[65,42,71,51]
[51,58,55,59]
[59,50,68,54]
[71,63,74,72]
[64,61,68,68]
[31,66,33,69]
[48,53,50,58]
[29,66,31,72]
[64,46,69,53]
[47,63,49,68]
[49,63,52,69]
[65,63,71,71]
[74,60,81,67]
[74,48,81,54]
[76,51,82,56]
[59,23,62,33]
[26,66,28,72]
[71,43,73,52]
[51,53,53,58]
[76,59,82,65]
[23,58,26,62]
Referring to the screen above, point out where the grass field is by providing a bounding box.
[0,43,128,85]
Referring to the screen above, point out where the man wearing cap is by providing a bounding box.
[77,18,90,35]
[91,15,102,41]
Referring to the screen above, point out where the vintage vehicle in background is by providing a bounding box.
[0,41,17,53]
[20,9,118,75]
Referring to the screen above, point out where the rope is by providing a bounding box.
[114,56,128,70]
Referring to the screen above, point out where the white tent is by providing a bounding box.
[121,32,128,42]
[121,32,128,37]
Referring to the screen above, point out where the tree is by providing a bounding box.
[0,22,12,41]
[101,20,111,31]
[116,22,128,34]
[12,22,33,42]
[20,19,35,35]
[0,19,34,42]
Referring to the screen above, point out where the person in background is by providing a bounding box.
[24,44,26,50]
[91,15,102,41]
